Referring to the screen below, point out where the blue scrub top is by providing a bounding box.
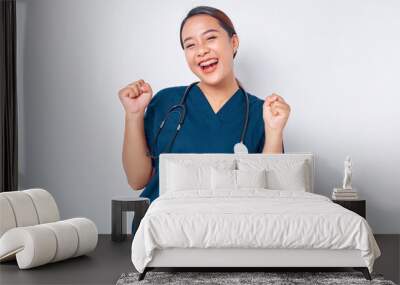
[139,83,275,203]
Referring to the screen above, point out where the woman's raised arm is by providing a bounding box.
[262,93,291,154]
[119,80,154,190]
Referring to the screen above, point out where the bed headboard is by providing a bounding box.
[159,153,314,195]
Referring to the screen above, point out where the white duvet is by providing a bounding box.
[131,189,381,273]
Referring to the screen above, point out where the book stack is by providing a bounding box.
[332,188,359,200]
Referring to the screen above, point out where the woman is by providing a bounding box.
[118,6,291,203]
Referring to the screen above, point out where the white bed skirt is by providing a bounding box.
[147,248,366,268]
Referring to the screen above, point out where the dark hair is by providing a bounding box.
[179,6,238,59]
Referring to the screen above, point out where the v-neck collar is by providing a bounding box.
[193,83,241,116]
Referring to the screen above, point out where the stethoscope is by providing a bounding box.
[146,79,250,163]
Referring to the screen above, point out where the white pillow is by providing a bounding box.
[237,169,267,188]
[237,158,309,191]
[211,168,268,190]
[211,168,236,190]
[166,160,235,192]
[266,161,307,191]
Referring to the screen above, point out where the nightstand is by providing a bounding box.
[332,199,366,219]
[111,196,150,242]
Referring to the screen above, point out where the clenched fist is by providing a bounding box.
[118,79,153,115]
[263,93,290,132]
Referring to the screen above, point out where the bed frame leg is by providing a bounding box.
[138,267,148,281]
[354,267,371,280]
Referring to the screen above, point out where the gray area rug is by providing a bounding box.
[116,271,396,285]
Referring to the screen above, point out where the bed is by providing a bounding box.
[131,153,381,281]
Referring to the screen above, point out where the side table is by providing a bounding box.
[111,196,150,242]
[332,199,366,219]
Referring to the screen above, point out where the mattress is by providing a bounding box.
[131,189,381,273]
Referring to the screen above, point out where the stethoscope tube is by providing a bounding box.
[146,80,250,161]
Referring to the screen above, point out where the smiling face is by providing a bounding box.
[181,14,239,86]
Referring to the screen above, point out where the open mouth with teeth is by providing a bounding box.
[199,59,219,73]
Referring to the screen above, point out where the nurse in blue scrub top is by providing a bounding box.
[118,6,291,203]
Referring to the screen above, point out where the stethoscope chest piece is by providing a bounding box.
[233,142,249,154]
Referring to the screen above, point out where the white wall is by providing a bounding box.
[16,0,400,233]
